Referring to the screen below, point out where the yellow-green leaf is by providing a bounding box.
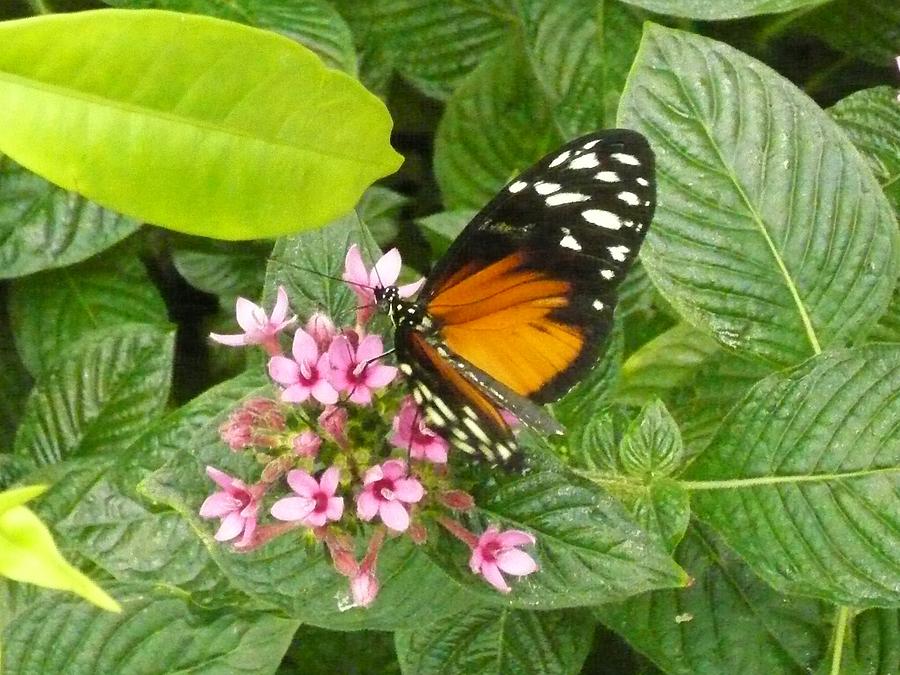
[0,10,402,240]
[0,487,121,613]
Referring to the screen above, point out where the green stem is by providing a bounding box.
[830,606,851,675]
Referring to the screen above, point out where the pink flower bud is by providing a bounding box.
[319,405,349,449]
[438,490,475,511]
[305,312,336,351]
[293,430,322,457]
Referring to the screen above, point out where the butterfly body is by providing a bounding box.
[379,129,655,468]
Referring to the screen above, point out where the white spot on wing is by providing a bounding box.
[608,245,630,262]
[601,269,615,279]
[582,209,621,229]
[546,192,590,206]
[568,153,599,170]
[534,181,561,195]
[508,180,528,193]
[594,170,619,182]
[549,150,571,168]
[560,234,581,251]
[592,299,604,310]
[636,177,649,186]
[618,191,640,206]
[583,139,599,149]
[399,363,413,375]
[611,152,640,166]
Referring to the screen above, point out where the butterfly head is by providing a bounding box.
[374,285,423,330]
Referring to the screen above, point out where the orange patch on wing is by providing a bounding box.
[426,253,586,397]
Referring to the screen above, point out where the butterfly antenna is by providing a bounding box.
[268,257,375,292]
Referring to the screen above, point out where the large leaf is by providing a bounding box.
[428,461,689,608]
[618,25,899,366]
[0,10,401,239]
[1,584,298,674]
[395,607,595,675]
[172,239,270,301]
[264,211,382,323]
[105,0,358,74]
[617,0,825,20]
[435,0,645,209]
[333,0,513,99]
[830,86,900,214]
[13,325,175,466]
[597,523,830,675]
[796,0,900,65]
[684,345,900,606]
[0,156,139,279]
[9,250,168,377]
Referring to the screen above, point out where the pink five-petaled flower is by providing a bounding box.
[199,466,265,547]
[210,286,296,356]
[390,397,448,464]
[268,327,339,405]
[342,245,425,326]
[293,430,322,457]
[469,527,539,593]
[357,460,424,532]
[328,334,397,405]
[270,467,344,528]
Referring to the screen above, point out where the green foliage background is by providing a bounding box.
[0,1,898,674]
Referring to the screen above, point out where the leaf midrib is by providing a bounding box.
[654,33,823,356]
[0,71,382,167]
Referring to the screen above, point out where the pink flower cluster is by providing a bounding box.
[200,245,538,606]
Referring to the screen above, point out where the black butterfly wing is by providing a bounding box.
[421,129,655,403]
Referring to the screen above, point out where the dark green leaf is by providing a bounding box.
[172,239,270,301]
[839,608,900,675]
[356,186,410,247]
[0,156,139,279]
[617,0,825,20]
[615,324,721,407]
[395,607,595,675]
[104,0,358,73]
[429,465,688,607]
[265,212,380,323]
[597,523,830,675]
[796,1,900,65]
[0,288,31,444]
[9,250,168,377]
[13,325,175,466]
[619,25,899,366]
[685,345,900,606]
[622,479,690,552]
[618,400,684,479]
[830,86,900,214]
[334,0,512,99]
[1,584,298,674]
[281,626,400,675]
[415,209,473,259]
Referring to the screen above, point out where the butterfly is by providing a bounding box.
[375,129,655,469]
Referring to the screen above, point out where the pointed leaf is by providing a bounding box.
[13,325,175,466]
[619,25,899,366]
[0,157,139,279]
[685,345,900,605]
[395,607,595,675]
[0,9,401,239]
[619,400,684,479]
[0,497,120,612]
